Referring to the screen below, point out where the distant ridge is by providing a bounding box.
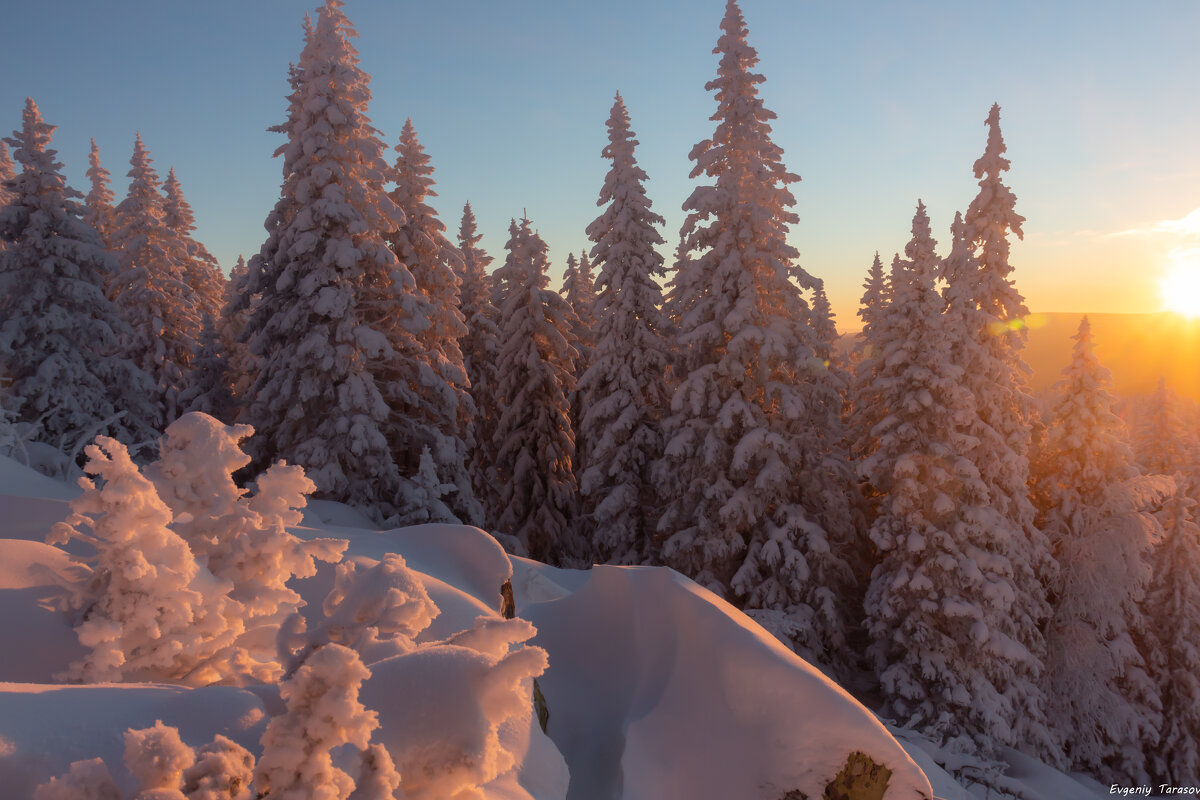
[1024,311,1200,399]
[837,311,1200,400]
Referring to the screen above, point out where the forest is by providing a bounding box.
[0,0,1197,797]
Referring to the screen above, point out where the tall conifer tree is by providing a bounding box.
[163,167,225,325]
[863,203,1045,768]
[387,118,480,524]
[657,0,856,669]
[240,0,408,511]
[83,139,116,248]
[578,93,671,565]
[455,203,503,526]
[0,98,155,453]
[953,106,1055,757]
[493,218,586,564]
[1145,483,1200,784]
[1040,317,1162,781]
[110,134,201,430]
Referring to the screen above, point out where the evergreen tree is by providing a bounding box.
[111,134,202,430]
[222,255,256,416]
[1133,376,1190,476]
[0,98,156,454]
[808,279,838,363]
[493,217,586,564]
[863,202,1042,768]
[240,0,407,511]
[956,104,1055,756]
[1040,316,1162,781]
[387,118,480,525]
[83,138,116,248]
[657,0,856,670]
[0,139,14,257]
[163,166,226,324]
[562,250,597,484]
[0,140,14,207]
[1145,482,1200,784]
[848,251,889,465]
[578,92,671,565]
[180,313,237,422]
[455,202,504,526]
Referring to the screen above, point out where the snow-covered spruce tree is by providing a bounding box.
[1039,316,1162,782]
[1133,376,1191,476]
[83,138,116,249]
[863,202,1042,769]
[455,202,504,526]
[0,140,14,203]
[492,217,587,564]
[808,278,839,363]
[562,250,597,482]
[577,92,671,565]
[848,251,889,465]
[180,313,237,422]
[219,255,255,417]
[110,134,202,431]
[254,644,380,800]
[163,167,226,325]
[47,436,247,685]
[239,0,408,513]
[1145,482,1200,784]
[656,0,856,669]
[955,104,1056,757]
[0,98,157,455]
[387,117,480,525]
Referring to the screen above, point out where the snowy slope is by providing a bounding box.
[0,453,1109,799]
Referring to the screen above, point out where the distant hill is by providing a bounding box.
[1024,311,1200,399]
[838,311,1200,400]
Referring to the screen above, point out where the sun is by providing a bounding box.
[1160,251,1200,317]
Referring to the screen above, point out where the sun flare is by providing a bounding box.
[1161,252,1200,317]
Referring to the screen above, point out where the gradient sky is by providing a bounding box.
[4,0,1199,330]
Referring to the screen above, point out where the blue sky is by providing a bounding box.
[4,1,1199,327]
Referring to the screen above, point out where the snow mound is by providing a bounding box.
[0,453,80,501]
[0,539,87,681]
[515,562,932,800]
[0,683,267,798]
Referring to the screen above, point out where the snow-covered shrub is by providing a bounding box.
[181,735,255,800]
[47,436,246,685]
[124,720,195,800]
[32,759,121,800]
[256,644,381,800]
[279,553,439,672]
[364,616,549,800]
[147,412,347,627]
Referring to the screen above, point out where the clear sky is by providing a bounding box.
[3,0,1199,329]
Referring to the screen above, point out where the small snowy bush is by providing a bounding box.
[48,436,247,685]
[255,644,381,800]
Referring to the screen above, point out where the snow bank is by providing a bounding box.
[515,562,932,800]
[0,683,267,798]
[0,539,87,681]
[0,453,81,501]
